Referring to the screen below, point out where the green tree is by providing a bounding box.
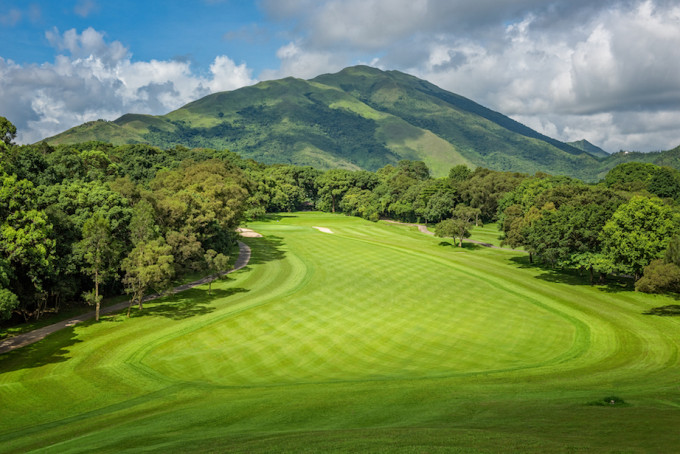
[448,164,472,183]
[600,196,680,280]
[635,259,680,294]
[316,169,354,213]
[665,235,680,265]
[0,169,55,319]
[121,238,174,316]
[76,214,120,321]
[0,256,19,320]
[435,218,469,248]
[203,249,230,295]
[129,199,158,246]
[0,117,17,149]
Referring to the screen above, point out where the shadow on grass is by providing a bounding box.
[644,304,680,316]
[250,213,299,223]
[0,326,81,372]
[508,255,634,293]
[130,286,250,321]
[244,235,287,266]
[438,240,484,250]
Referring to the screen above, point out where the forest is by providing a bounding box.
[1,116,679,328]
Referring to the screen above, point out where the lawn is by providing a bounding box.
[0,212,678,453]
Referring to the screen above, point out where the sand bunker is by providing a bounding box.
[313,226,333,234]
[236,228,263,238]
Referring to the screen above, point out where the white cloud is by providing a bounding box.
[1,28,256,144]
[208,56,256,92]
[259,0,680,152]
[260,42,346,80]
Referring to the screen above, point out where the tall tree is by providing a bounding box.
[121,238,174,316]
[76,213,120,321]
[203,249,230,295]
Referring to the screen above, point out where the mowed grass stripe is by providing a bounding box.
[1,212,680,453]
[145,218,579,385]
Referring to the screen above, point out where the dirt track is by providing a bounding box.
[0,240,252,355]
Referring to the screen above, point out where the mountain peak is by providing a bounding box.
[46,66,613,180]
[567,139,609,158]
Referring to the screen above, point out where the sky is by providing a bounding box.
[1,0,680,153]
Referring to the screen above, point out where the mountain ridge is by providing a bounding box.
[45,66,678,180]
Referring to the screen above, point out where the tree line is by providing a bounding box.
[1,116,679,326]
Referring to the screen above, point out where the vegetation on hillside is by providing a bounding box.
[46,66,680,181]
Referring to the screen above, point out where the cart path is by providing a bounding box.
[382,220,524,251]
[0,240,252,355]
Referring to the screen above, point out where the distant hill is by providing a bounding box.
[567,139,609,158]
[45,66,679,180]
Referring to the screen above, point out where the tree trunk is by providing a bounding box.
[95,269,100,322]
[529,252,533,264]
[589,266,594,285]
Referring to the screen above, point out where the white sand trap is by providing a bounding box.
[236,228,263,238]
[313,226,333,234]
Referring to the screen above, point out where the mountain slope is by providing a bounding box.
[45,66,615,179]
[568,139,609,158]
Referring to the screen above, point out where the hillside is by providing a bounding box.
[45,66,679,180]
[567,139,609,158]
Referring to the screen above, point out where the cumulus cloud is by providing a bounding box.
[1,28,256,143]
[260,42,347,80]
[260,0,680,152]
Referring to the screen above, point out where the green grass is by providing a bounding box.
[467,221,503,247]
[1,212,679,453]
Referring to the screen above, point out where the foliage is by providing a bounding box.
[635,259,680,294]
[601,196,680,280]
[0,116,17,148]
[121,238,174,315]
[45,66,680,181]
[76,213,121,321]
[203,249,230,295]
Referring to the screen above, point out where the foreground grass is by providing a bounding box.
[0,213,678,453]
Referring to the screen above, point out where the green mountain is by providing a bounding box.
[567,139,609,158]
[45,66,677,180]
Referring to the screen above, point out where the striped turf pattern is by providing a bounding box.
[1,212,679,452]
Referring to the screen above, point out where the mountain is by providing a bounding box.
[567,139,609,158]
[45,66,672,180]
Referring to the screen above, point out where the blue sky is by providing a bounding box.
[2,0,680,153]
[1,1,279,73]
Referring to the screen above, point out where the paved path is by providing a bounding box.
[0,241,252,355]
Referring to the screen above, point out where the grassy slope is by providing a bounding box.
[1,213,679,453]
[44,66,615,179]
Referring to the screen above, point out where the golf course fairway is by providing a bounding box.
[1,212,679,453]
